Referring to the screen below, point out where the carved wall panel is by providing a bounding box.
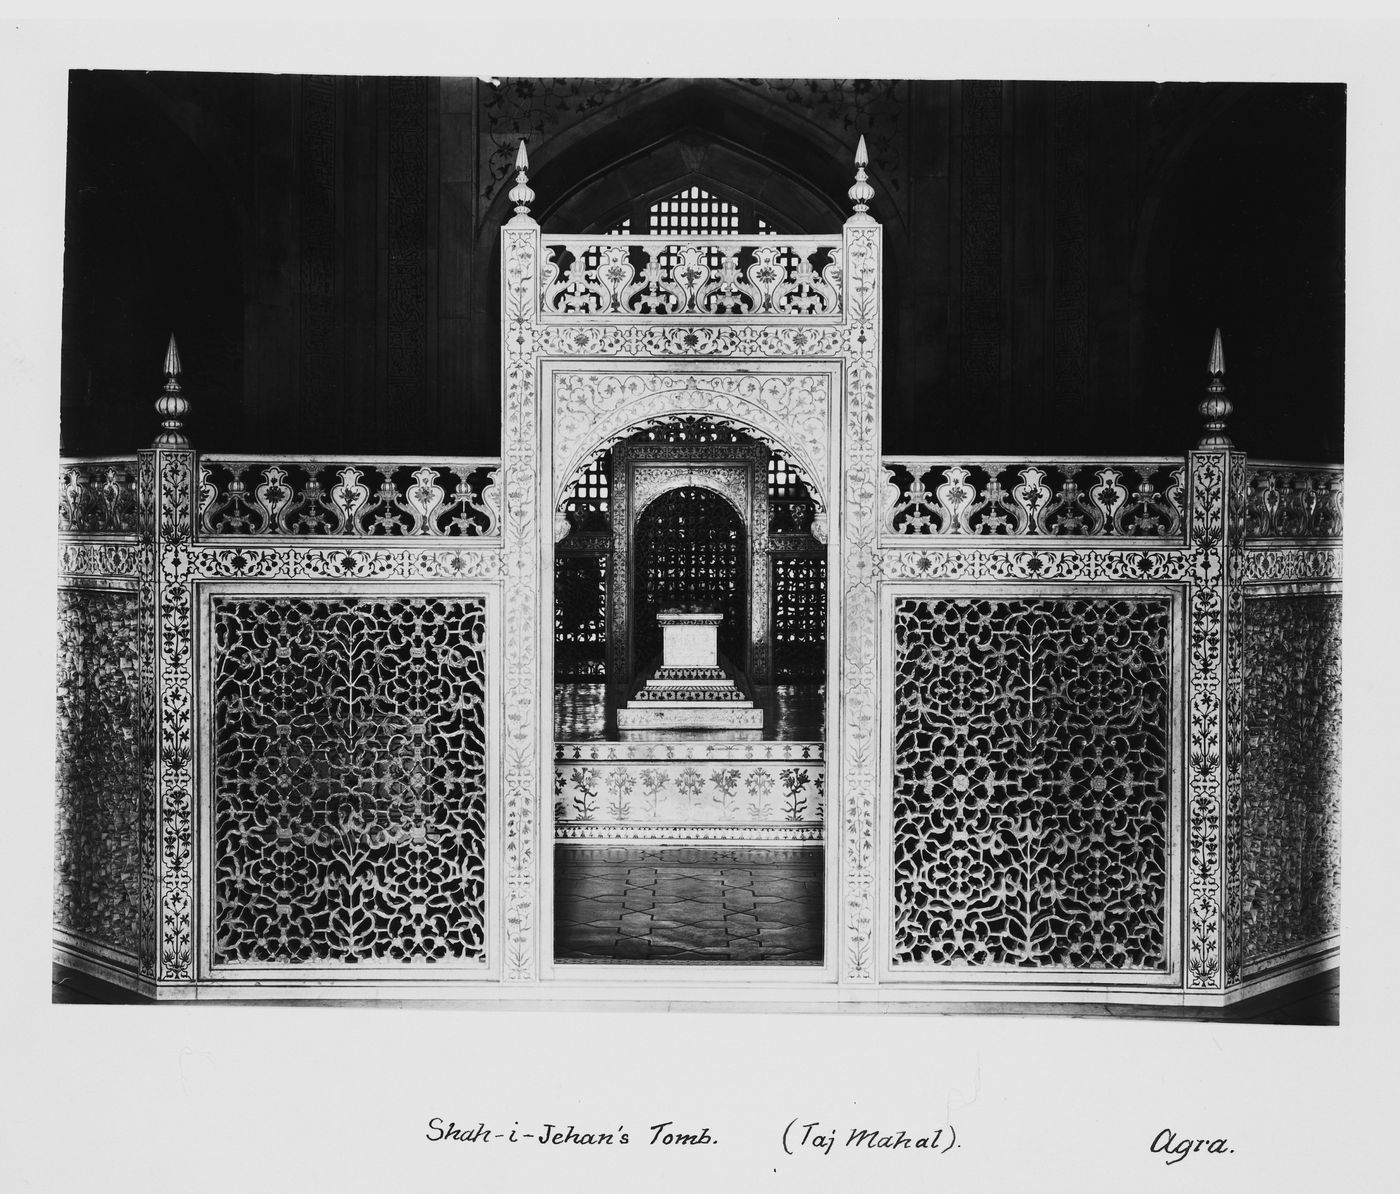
[891,594,1173,971]
[1242,593,1342,969]
[209,595,489,968]
[54,588,143,959]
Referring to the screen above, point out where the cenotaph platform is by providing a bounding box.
[615,609,764,730]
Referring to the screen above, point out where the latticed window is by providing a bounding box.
[606,185,777,236]
[772,555,826,683]
[554,555,609,680]
[768,454,815,534]
[562,454,611,533]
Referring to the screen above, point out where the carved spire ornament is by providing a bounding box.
[1197,327,1233,448]
[847,134,875,223]
[153,333,190,447]
[507,139,536,226]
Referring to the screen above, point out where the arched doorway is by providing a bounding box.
[550,417,829,966]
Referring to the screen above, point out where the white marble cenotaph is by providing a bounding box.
[615,609,763,730]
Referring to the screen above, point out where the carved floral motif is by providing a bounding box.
[552,372,831,515]
[541,239,842,318]
[891,596,1172,970]
[840,221,882,981]
[553,760,824,831]
[199,460,500,538]
[1245,464,1343,539]
[501,224,541,979]
[59,461,140,535]
[882,460,1185,539]
[211,596,489,966]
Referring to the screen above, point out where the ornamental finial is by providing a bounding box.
[1197,327,1233,449]
[508,139,536,225]
[848,134,874,218]
[154,333,190,448]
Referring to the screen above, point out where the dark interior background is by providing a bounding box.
[58,74,1344,461]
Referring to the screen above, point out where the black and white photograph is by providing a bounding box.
[4,11,1395,1193]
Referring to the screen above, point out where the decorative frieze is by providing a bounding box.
[59,460,140,535]
[881,459,1184,539]
[535,322,848,359]
[187,544,503,581]
[541,238,843,319]
[198,459,500,539]
[59,541,141,582]
[1245,463,1343,539]
[554,757,824,840]
[1242,546,1341,584]
[879,546,1192,582]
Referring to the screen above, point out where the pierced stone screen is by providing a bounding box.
[1242,593,1341,967]
[54,588,142,957]
[211,595,489,967]
[891,595,1172,971]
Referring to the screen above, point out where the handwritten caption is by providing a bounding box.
[423,1118,960,1157]
[1149,1129,1234,1165]
[781,1119,957,1156]
[426,1121,713,1147]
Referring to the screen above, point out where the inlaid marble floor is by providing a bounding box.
[553,845,823,963]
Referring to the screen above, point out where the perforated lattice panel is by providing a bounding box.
[634,487,745,670]
[891,596,1172,971]
[54,588,143,956]
[1242,593,1342,966]
[772,556,826,682]
[211,596,488,967]
[555,554,608,679]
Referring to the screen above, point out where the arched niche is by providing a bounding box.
[610,438,770,684]
[632,485,749,674]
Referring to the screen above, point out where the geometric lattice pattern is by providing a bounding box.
[772,554,826,682]
[891,596,1172,970]
[554,554,608,679]
[53,588,143,957]
[211,596,488,966]
[1242,594,1342,966]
